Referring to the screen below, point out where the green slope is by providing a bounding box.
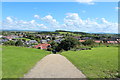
[62,47,118,79]
[2,46,50,78]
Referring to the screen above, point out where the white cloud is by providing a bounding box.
[34,15,40,19]
[101,18,109,24]
[62,13,118,33]
[41,15,60,29]
[30,20,36,24]
[2,17,48,30]
[6,17,13,22]
[42,15,58,24]
[2,13,118,33]
[75,0,95,5]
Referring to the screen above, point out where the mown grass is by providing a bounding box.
[2,46,50,78]
[62,47,118,79]
[59,32,81,36]
[14,38,31,41]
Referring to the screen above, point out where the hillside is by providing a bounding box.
[62,47,118,79]
[2,46,50,78]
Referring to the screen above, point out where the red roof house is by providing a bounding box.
[94,40,101,43]
[34,43,51,49]
[107,41,118,44]
[79,40,85,42]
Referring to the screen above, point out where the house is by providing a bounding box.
[55,35,63,38]
[73,36,80,40]
[2,39,9,42]
[79,40,101,43]
[27,40,38,44]
[3,35,19,40]
[82,37,92,40]
[54,39,64,43]
[94,40,101,43]
[54,39,61,43]
[47,39,51,42]
[107,41,118,44]
[40,40,48,43]
[46,35,52,38]
[79,40,85,42]
[34,43,51,49]
[5,36,12,40]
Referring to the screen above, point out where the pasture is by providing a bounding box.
[62,47,118,79]
[2,46,50,78]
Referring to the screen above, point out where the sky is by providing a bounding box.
[1,2,119,33]
[2,0,119,2]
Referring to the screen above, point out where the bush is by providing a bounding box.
[47,47,53,51]
[49,41,58,50]
[4,40,15,46]
[82,39,95,46]
[15,40,23,46]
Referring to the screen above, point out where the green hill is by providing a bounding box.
[2,46,50,78]
[62,47,118,79]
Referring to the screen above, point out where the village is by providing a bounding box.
[0,31,119,51]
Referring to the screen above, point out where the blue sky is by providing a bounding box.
[2,2,118,33]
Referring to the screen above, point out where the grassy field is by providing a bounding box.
[62,47,118,79]
[59,32,81,36]
[14,38,31,41]
[2,46,50,78]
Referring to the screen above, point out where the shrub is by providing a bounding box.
[4,40,15,46]
[49,41,58,50]
[47,47,53,51]
[15,40,23,46]
[82,39,95,46]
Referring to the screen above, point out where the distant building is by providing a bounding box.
[40,40,48,43]
[107,41,118,44]
[28,40,38,44]
[79,40,101,43]
[34,43,51,49]
[54,39,63,43]
[79,40,85,42]
[3,35,19,40]
[94,40,101,43]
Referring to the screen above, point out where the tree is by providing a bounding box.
[49,41,58,50]
[15,40,23,46]
[56,37,80,51]
[82,39,95,46]
[103,39,107,43]
[52,37,56,40]
[4,40,15,46]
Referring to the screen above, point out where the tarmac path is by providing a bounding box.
[24,54,86,78]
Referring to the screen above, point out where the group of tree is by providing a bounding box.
[82,39,95,46]
[48,37,96,52]
[4,40,23,46]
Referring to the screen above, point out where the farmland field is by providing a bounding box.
[2,46,50,78]
[59,32,81,36]
[14,38,31,41]
[62,47,118,79]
